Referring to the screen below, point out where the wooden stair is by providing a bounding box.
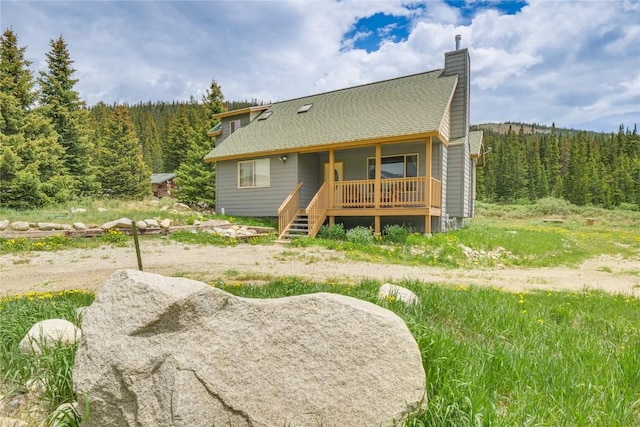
[280,213,309,240]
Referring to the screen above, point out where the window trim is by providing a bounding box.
[366,153,419,179]
[238,158,271,189]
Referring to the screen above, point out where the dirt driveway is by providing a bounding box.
[1,241,639,297]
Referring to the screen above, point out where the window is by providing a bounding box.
[297,103,313,113]
[238,158,270,188]
[257,111,273,121]
[367,154,418,179]
[230,119,241,134]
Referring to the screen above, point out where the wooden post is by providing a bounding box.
[329,149,335,208]
[426,137,432,208]
[131,221,143,271]
[425,137,433,235]
[374,144,382,235]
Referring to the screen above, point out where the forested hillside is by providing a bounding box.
[0,29,262,208]
[475,124,640,209]
[1,28,638,211]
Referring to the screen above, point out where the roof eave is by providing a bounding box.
[212,105,272,120]
[204,130,441,162]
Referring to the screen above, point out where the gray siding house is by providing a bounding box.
[205,39,483,239]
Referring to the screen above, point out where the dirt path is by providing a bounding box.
[1,241,639,297]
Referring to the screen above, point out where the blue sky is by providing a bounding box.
[1,0,639,132]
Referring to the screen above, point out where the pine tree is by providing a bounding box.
[163,104,196,172]
[202,78,226,118]
[95,105,150,198]
[38,35,96,196]
[563,133,589,205]
[0,28,35,110]
[0,29,71,207]
[174,140,216,207]
[174,79,226,207]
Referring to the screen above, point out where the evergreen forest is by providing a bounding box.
[476,124,640,209]
[1,29,639,211]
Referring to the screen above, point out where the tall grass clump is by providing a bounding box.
[217,278,640,426]
[0,290,94,422]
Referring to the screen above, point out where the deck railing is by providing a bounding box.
[277,182,303,238]
[305,182,328,237]
[333,177,441,208]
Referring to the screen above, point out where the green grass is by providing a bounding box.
[0,290,95,425]
[2,280,638,426]
[215,278,640,426]
[291,219,639,268]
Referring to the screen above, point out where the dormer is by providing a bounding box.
[212,105,271,146]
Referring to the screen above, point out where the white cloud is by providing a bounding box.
[1,0,638,132]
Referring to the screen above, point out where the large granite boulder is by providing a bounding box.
[73,270,426,426]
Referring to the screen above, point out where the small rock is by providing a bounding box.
[37,222,67,231]
[73,222,88,231]
[173,202,191,211]
[97,207,107,212]
[10,221,30,231]
[70,207,87,214]
[25,378,46,394]
[160,205,169,211]
[76,306,89,320]
[144,219,159,228]
[49,402,81,426]
[101,218,132,230]
[135,220,147,231]
[0,219,9,230]
[0,416,29,427]
[159,219,171,229]
[19,319,81,354]
[378,283,420,305]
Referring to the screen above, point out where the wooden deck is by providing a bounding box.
[278,177,443,238]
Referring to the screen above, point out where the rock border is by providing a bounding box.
[0,219,274,240]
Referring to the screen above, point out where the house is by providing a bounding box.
[204,36,484,239]
[151,173,177,198]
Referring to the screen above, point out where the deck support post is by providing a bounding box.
[329,148,335,229]
[424,215,431,235]
[374,144,382,234]
[426,137,433,235]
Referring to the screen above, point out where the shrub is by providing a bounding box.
[346,226,374,245]
[383,224,412,244]
[617,202,639,212]
[317,223,346,240]
[534,197,572,216]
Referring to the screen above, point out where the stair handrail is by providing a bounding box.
[305,182,328,238]
[277,182,303,239]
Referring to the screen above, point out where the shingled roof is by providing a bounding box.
[205,69,458,161]
[469,130,485,166]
